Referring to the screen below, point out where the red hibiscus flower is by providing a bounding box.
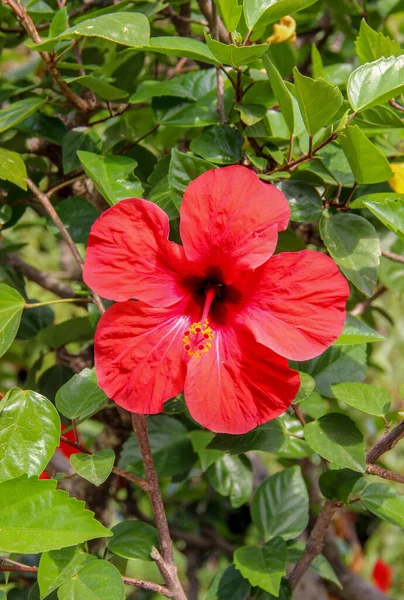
[372,559,393,592]
[83,166,349,434]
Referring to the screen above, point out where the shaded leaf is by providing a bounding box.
[276,180,322,222]
[331,382,391,416]
[338,125,393,184]
[207,454,253,508]
[208,420,287,454]
[168,148,215,195]
[362,483,404,528]
[0,97,45,133]
[319,469,363,503]
[0,148,27,190]
[38,546,97,598]
[56,368,107,420]
[206,565,250,600]
[205,34,269,67]
[334,314,385,345]
[108,520,159,561]
[190,125,243,165]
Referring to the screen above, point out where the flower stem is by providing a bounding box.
[24,298,92,309]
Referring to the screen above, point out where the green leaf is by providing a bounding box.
[379,238,404,295]
[147,37,220,66]
[356,19,402,64]
[205,34,269,67]
[107,520,159,561]
[207,420,287,455]
[207,565,250,600]
[46,197,99,245]
[311,44,324,79]
[351,193,404,240]
[18,301,54,340]
[130,69,217,104]
[251,466,309,540]
[168,149,215,195]
[159,84,233,128]
[243,0,321,29]
[276,180,322,222]
[331,382,391,416]
[0,283,25,357]
[319,469,363,503]
[62,128,102,174]
[0,97,46,133]
[70,450,115,487]
[304,413,366,472]
[57,560,124,600]
[316,143,355,186]
[293,372,316,404]
[214,0,242,32]
[362,483,404,528]
[63,76,128,101]
[0,148,27,190]
[334,314,385,345]
[190,126,243,165]
[0,476,111,552]
[56,368,107,420]
[262,55,294,134]
[38,317,94,348]
[189,430,223,471]
[293,68,343,136]
[78,151,143,205]
[38,546,97,598]
[49,6,68,37]
[320,211,380,296]
[254,580,292,600]
[338,125,393,184]
[234,538,287,596]
[235,103,267,126]
[293,344,367,397]
[348,55,404,112]
[0,387,59,483]
[207,454,253,508]
[119,415,197,479]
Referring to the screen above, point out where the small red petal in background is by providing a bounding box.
[39,424,80,479]
[372,559,393,592]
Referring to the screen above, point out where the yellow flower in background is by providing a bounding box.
[388,163,404,193]
[266,16,297,44]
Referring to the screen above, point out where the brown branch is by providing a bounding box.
[381,248,404,264]
[2,253,80,300]
[195,0,230,43]
[59,434,150,492]
[132,414,187,600]
[389,98,404,112]
[292,404,307,428]
[1,0,91,111]
[366,463,404,484]
[0,565,38,573]
[351,285,387,317]
[25,178,105,315]
[366,420,404,464]
[267,132,338,175]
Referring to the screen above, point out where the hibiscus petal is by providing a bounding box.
[184,326,299,434]
[83,198,190,306]
[95,299,199,413]
[180,166,290,282]
[235,250,350,361]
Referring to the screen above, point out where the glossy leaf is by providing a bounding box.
[276,180,322,221]
[70,450,115,487]
[0,96,45,133]
[190,430,223,471]
[62,128,102,174]
[293,344,367,397]
[78,151,143,205]
[351,193,404,240]
[208,420,287,455]
[356,19,402,64]
[55,368,107,420]
[63,76,128,101]
[57,560,124,600]
[0,387,60,483]
[234,538,287,595]
[251,466,309,540]
[18,301,54,340]
[38,317,94,348]
[243,0,321,30]
[108,520,159,561]
[0,148,27,190]
[304,413,366,472]
[205,34,269,67]
[319,469,364,503]
[331,382,391,416]
[0,283,25,357]
[48,197,99,244]
[214,0,242,32]
[348,55,404,112]
[320,211,380,296]
[262,55,294,134]
[38,546,97,598]
[338,125,393,184]
[362,483,404,528]
[334,314,385,345]
[0,476,111,552]
[293,372,316,404]
[207,565,250,600]
[293,68,343,136]
[190,125,243,165]
[168,148,215,195]
[148,37,220,65]
[207,454,253,508]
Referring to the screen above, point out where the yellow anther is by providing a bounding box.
[183,319,214,357]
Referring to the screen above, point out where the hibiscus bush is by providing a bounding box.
[1,0,404,598]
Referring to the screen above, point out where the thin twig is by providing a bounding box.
[366,463,404,484]
[389,98,404,112]
[122,576,174,598]
[292,405,307,428]
[381,248,404,264]
[116,123,160,155]
[25,178,105,315]
[351,285,387,317]
[132,414,187,600]
[366,420,404,464]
